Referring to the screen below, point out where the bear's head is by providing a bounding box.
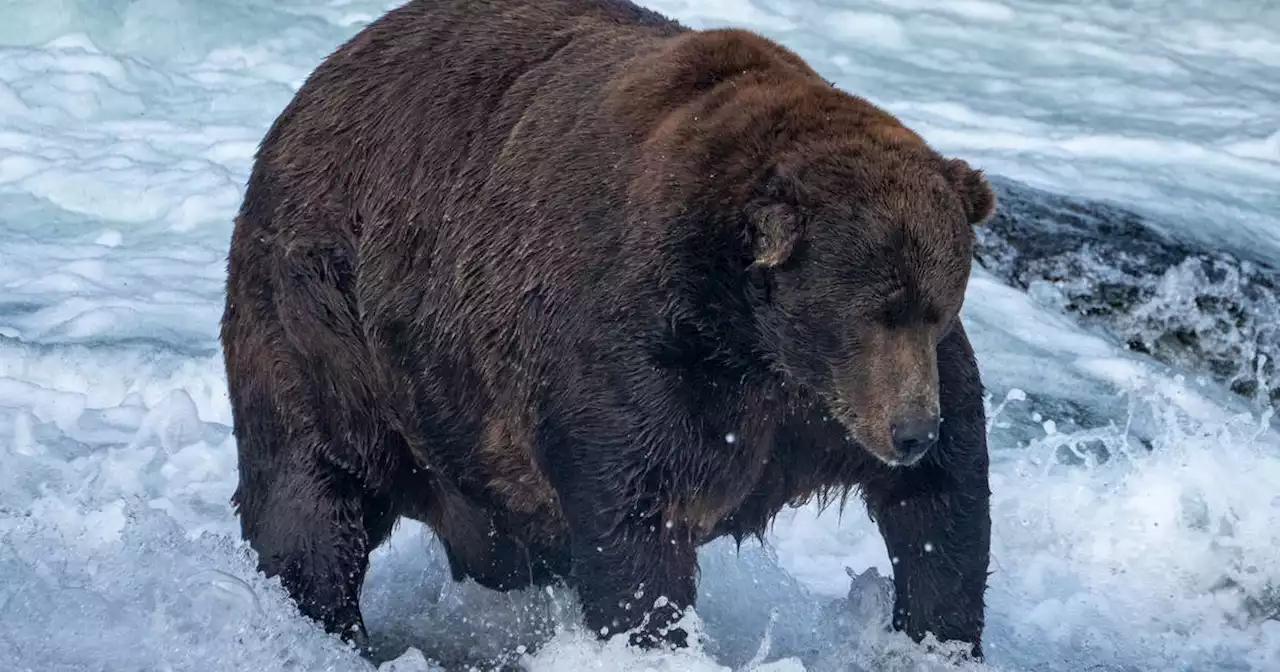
[747,146,995,467]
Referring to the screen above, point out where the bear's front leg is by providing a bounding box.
[560,482,699,649]
[861,324,991,659]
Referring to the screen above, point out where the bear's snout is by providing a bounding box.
[834,324,942,467]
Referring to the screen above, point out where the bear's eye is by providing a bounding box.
[877,288,944,330]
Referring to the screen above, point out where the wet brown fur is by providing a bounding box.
[221,0,995,658]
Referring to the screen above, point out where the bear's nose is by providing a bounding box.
[890,415,940,465]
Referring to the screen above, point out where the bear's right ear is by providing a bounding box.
[748,202,802,269]
[747,170,803,269]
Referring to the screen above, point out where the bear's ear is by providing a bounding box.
[748,201,802,269]
[944,158,996,226]
[746,168,803,269]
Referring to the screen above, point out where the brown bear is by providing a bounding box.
[219,0,996,660]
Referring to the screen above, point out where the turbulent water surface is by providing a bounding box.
[1,0,1278,670]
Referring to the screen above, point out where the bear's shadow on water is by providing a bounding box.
[357,520,891,671]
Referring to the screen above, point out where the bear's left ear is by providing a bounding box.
[944,158,996,226]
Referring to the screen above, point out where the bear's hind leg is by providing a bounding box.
[235,451,389,648]
[223,343,399,650]
[222,226,401,650]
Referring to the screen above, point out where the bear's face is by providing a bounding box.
[748,152,994,467]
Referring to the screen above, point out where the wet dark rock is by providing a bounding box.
[974,176,1280,410]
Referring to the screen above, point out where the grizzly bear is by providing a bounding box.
[220,0,996,660]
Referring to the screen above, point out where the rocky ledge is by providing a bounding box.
[974,175,1279,411]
